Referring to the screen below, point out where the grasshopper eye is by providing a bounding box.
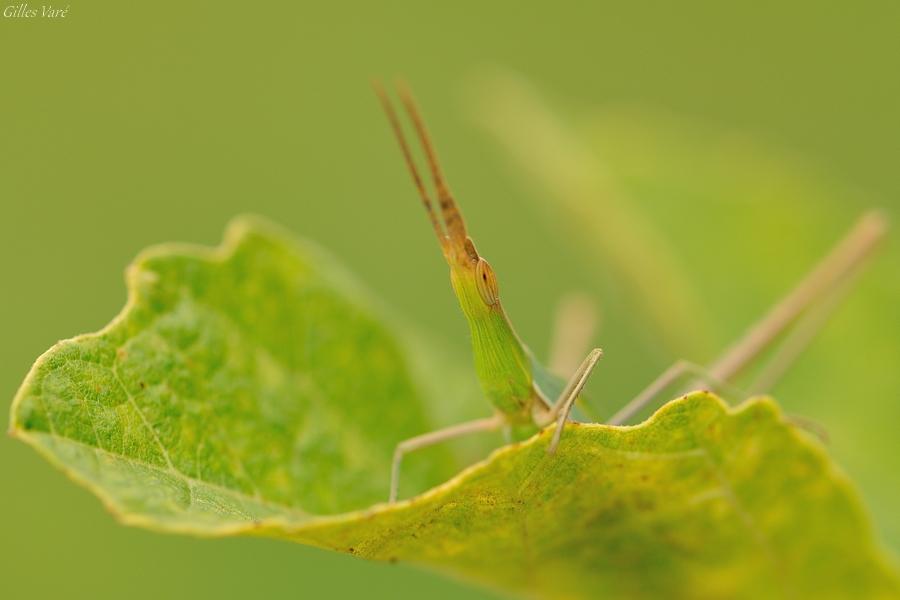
[475,259,500,306]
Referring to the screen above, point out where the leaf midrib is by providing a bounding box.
[22,431,313,521]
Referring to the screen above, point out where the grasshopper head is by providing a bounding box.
[446,237,502,322]
[374,81,504,318]
[375,81,533,417]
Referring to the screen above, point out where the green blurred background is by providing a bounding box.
[2,1,898,598]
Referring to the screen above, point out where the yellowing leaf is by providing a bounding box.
[282,394,899,599]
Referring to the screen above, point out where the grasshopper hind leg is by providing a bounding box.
[608,360,745,426]
[609,359,829,442]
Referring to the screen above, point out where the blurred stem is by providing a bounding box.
[548,292,599,377]
[470,71,711,357]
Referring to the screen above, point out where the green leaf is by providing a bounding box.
[10,216,457,523]
[10,218,899,598]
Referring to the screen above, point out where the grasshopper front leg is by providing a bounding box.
[390,414,505,503]
[542,347,603,455]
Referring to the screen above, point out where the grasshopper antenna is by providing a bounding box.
[396,81,468,244]
[373,80,446,247]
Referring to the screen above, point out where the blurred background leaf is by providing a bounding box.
[2,1,899,598]
[471,72,900,553]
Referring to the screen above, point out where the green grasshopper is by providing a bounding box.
[375,82,887,503]
[375,83,603,502]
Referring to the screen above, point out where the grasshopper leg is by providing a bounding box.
[607,360,742,426]
[545,348,603,455]
[390,414,504,503]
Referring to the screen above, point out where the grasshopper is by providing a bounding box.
[374,81,887,503]
[375,82,602,503]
